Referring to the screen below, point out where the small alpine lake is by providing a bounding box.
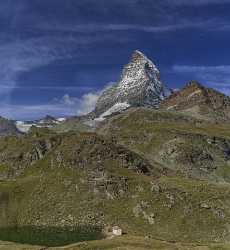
[0,226,104,247]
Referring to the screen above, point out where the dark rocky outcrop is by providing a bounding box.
[0,117,20,136]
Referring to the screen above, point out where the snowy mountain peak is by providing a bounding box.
[131,50,150,61]
[93,50,171,118]
[130,50,159,75]
[129,50,159,74]
[118,50,160,93]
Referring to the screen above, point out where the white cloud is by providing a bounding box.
[0,90,101,120]
[61,94,78,106]
[77,92,100,115]
[59,91,100,115]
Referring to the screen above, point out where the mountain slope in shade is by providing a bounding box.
[160,80,230,122]
[93,50,171,118]
[0,117,20,136]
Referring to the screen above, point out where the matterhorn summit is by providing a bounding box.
[93,50,171,119]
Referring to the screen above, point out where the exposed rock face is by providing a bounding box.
[160,81,230,122]
[98,107,230,181]
[0,129,61,179]
[93,50,171,118]
[0,117,20,136]
[38,115,57,125]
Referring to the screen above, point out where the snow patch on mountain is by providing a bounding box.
[57,117,66,122]
[16,121,36,133]
[187,89,202,99]
[15,117,66,133]
[95,102,130,121]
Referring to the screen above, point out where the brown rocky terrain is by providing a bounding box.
[160,81,230,122]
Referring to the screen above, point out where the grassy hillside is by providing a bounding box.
[98,108,230,182]
[0,110,230,247]
[50,236,230,250]
[1,236,230,250]
[52,117,94,133]
[1,168,230,245]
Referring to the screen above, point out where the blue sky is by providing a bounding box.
[1,0,230,120]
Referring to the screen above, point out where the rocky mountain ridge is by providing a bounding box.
[89,51,230,124]
[160,80,230,122]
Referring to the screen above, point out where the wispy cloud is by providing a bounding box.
[0,103,76,121]
[2,1,230,35]
[0,32,128,96]
[0,90,100,120]
[36,17,230,35]
[217,88,230,96]
[173,65,230,84]
[0,37,74,95]
[172,65,230,95]
[53,23,201,33]
[0,85,95,91]
[173,65,230,74]
[169,0,230,5]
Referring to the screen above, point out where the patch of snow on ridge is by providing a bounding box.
[102,102,130,117]
[16,121,35,133]
[95,102,130,121]
[188,90,202,99]
[57,117,66,122]
[15,117,66,133]
[167,105,177,110]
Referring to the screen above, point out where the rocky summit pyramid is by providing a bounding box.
[93,50,171,119]
[160,80,230,122]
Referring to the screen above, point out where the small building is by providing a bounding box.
[112,226,122,236]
